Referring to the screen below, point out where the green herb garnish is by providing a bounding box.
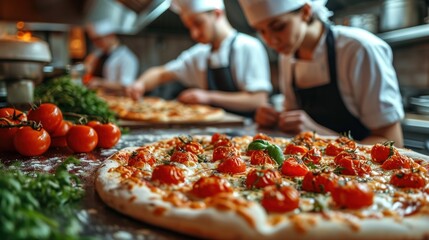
[247,140,285,165]
[0,157,85,239]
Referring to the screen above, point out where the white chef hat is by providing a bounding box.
[238,0,332,26]
[86,19,119,38]
[170,0,224,15]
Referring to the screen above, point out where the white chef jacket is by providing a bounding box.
[164,31,272,93]
[279,25,404,129]
[90,45,139,87]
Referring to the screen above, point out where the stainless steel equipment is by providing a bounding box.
[0,35,52,106]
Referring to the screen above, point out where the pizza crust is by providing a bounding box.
[95,136,429,239]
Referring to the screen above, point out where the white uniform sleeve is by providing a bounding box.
[233,34,272,92]
[341,34,404,129]
[164,45,208,88]
[105,47,139,87]
[118,49,139,86]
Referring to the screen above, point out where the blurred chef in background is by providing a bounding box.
[239,0,404,146]
[126,0,272,117]
[84,19,139,94]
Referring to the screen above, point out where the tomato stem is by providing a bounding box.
[0,118,42,130]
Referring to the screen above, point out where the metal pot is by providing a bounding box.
[379,0,426,32]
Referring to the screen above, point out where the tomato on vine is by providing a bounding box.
[92,122,121,149]
[13,126,51,156]
[27,103,63,134]
[0,108,28,152]
[66,125,98,153]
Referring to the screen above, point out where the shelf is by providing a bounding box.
[377,24,429,46]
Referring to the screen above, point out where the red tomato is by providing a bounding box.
[211,132,228,145]
[50,120,73,137]
[390,169,427,189]
[281,157,309,177]
[66,125,98,153]
[170,151,198,164]
[212,146,238,162]
[253,133,273,141]
[50,136,68,148]
[301,172,339,193]
[217,156,246,174]
[191,176,233,198]
[92,122,121,149]
[261,185,300,213]
[0,107,27,121]
[302,147,322,164]
[381,154,413,170]
[246,169,282,189]
[128,149,156,167]
[371,142,397,164]
[27,103,63,134]
[332,182,374,209]
[0,108,27,152]
[87,120,101,128]
[151,164,185,185]
[214,138,234,148]
[176,141,204,155]
[325,137,356,157]
[13,126,51,156]
[284,143,308,155]
[250,150,276,165]
[335,157,371,176]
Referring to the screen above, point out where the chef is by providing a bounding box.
[238,0,404,146]
[85,19,139,94]
[126,0,272,117]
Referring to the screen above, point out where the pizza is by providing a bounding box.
[100,95,225,123]
[95,132,429,239]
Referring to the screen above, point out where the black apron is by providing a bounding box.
[292,25,370,140]
[92,51,111,78]
[207,34,255,118]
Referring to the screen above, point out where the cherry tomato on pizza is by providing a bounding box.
[281,157,309,177]
[13,126,51,156]
[371,141,398,164]
[390,169,427,189]
[151,164,185,185]
[191,176,233,198]
[301,147,322,164]
[128,149,156,167]
[302,172,339,193]
[66,125,98,153]
[252,133,273,142]
[331,181,374,209]
[325,137,357,157]
[246,169,282,189]
[92,122,121,149]
[249,150,276,165]
[176,140,204,155]
[170,150,198,165]
[381,154,413,170]
[284,143,308,155]
[261,185,300,213]
[212,146,239,162]
[27,103,63,134]
[211,132,228,145]
[217,156,246,174]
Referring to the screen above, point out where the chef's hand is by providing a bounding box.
[255,105,279,128]
[277,110,322,134]
[177,89,210,104]
[125,82,145,101]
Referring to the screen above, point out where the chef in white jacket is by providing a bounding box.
[85,19,139,94]
[126,0,272,117]
[238,0,404,146]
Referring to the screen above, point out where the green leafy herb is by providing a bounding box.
[0,157,85,240]
[247,140,285,165]
[34,76,116,122]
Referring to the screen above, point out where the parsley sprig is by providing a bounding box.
[0,157,85,240]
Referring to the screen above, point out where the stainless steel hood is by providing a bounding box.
[85,0,170,34]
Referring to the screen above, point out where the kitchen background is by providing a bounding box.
[1,0,429,152]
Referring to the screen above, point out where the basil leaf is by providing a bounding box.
[267,144,285,165]
[247,140,270,151]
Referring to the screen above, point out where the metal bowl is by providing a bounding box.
[410,95,429,115]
